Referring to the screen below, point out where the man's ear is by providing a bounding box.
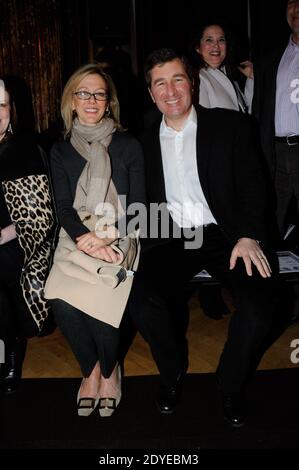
[148,87,155,103]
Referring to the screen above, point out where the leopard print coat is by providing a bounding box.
[2,174,56,333]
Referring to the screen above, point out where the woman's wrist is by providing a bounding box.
[0,224,17,244]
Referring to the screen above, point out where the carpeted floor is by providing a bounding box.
[0,369,298,450]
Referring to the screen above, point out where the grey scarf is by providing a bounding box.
[71,117,119,218]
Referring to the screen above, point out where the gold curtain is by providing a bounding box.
[0,0,62,132]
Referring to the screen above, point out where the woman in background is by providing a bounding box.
[0,76,55,394]
[195,22,253,113]
[193,22,254,318]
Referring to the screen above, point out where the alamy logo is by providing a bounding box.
[290,79,299,103]
[94,198,205,249]
[0,339,4,364]
[290,339,299,364]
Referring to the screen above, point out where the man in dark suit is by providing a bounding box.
[129,48,278,427]
[253,0,299,236]
[253,0,299,323]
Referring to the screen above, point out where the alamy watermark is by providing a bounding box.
[290,339,299,364]
[95,197,205,249]
[291,79,299,103]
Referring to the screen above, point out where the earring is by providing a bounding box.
[105,107,110,117]
[7,123,13,134]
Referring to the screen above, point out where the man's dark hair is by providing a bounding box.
[144,48,194,87]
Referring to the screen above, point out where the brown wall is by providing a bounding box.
[0,0,89,134]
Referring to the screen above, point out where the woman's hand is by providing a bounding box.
[91,246,122,263]
[76,231,116,257]
[238,60,254,79]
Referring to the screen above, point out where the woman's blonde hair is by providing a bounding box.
[61,63,122,136]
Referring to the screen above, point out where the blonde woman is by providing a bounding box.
[45,64,145,417]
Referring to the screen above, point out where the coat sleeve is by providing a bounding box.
[116,136,146,237]
[233,115,267,243]
[50,144,89,242]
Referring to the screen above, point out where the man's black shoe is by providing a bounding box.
[156,370,185,414]
[156,385,181,414]
[222,392,246,427]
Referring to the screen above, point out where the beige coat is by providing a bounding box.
[45,214,139,328]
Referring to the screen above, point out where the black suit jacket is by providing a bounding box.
[139,106,267,247]
[252,44,287,176]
